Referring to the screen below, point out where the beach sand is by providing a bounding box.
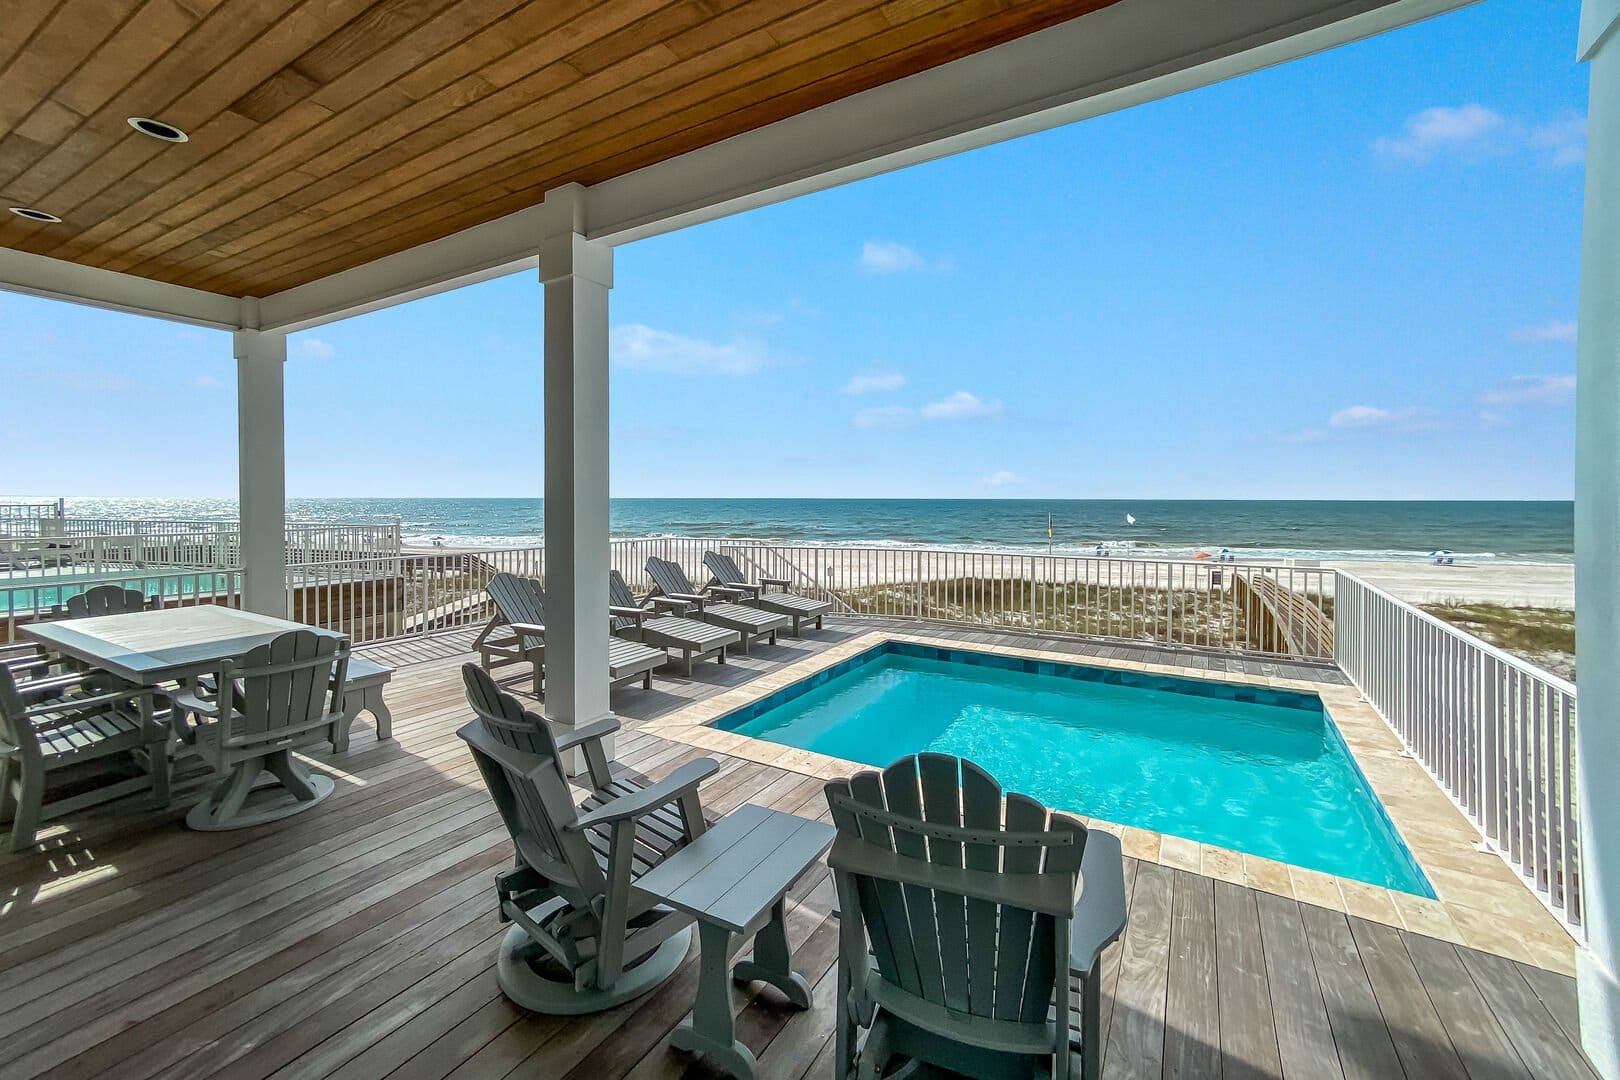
[1328,560,1573,609]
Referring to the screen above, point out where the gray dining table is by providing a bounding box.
[20,605,346,686]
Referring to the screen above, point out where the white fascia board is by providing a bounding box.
[1582,0,1620,60]
[0,244,239,329]
[254,0,1474,331]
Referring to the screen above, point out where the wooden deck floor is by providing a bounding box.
[0,621,1597,1080]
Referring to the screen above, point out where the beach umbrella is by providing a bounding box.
[1193,551,1211,560]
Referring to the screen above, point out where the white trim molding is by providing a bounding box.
[0,245,238,329]
[1583,0,1620,61]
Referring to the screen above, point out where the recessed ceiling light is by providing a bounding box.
[127,117,188,143]
[9,207,62,223]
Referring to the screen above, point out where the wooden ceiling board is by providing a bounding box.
[0,0,1118,296]
[184,0,1084,293]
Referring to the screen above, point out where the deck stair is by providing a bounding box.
[1234,571,1334,659]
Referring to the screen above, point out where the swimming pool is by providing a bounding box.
[716,641,1433,896]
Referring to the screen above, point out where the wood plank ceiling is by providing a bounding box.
[0,0,1117,298]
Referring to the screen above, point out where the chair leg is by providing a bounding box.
[264,750,320,801]
[9,765,45,853]
[148,738,171,809]
[0,754,14,823]
[642,669,652,690]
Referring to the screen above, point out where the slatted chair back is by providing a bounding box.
[67,585,146,619]
[462,662,566,769]
[215,630,349,749]
[644,556,697,600]
[702,551,748,588]
[456,713,606,901]
[0,666,41,765]
[826,754,1086,1052]
[486,572,547,650]
[607,570,644,634]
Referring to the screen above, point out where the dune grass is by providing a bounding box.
[1421,602,1575,678]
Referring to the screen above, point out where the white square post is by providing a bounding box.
[233,322,289,618]
[540,185,615,769]
[1577,2,1620,1076]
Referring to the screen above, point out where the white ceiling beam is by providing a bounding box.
[0,244,239,329]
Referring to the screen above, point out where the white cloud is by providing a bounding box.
[192,374,227,390]
[841,373,906,395]
[1330,405,1394,429]
[294,337,336,361]
[1374,104,1505,163]
[1509,320,1577,344]
[610,324,766,376]
[1480,374,1575,407]
[1374,105,1586,168]
[985,470,1027,487]
[919,391,1002,421]
[1530,117,1586,167]
[859,241,925,274]
[853,390,1003,430]
[1480,410,1512,429]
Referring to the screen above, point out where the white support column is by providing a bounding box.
[539,186,615,768]
[1577,3,1620,1076]
[233,325,289,617]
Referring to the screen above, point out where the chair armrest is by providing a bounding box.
[508,621,546,637]
[13,671,92,702]
[568,758,720,830]
[553,716,622,754]
[648,596,695,615]
[25,684,156,718]
[760,576,792,588]
[1071,831,1127,979]
[165,688,221,718]
[0,643,43,660]
[608,605,646,624]
[708,584,752,601]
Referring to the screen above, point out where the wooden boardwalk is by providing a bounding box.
[0,620,1596,1080]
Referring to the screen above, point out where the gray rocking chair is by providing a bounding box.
[703,550,833,636]
[644,556,789,652]
[826,754,1127,1080]
[168,629,349,831]
[458,668,720,1014]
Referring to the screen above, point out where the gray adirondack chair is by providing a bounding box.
[609,570,737,675]
[826,754,1126,1080]
[644,556,789,652]
[475,572,667,694]
[0,664,170,852]
[458,670,719,1014]
[703,550,834,636]
[167,629,349,831]
[66,584,148,618]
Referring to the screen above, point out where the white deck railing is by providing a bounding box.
[288,538,1336,659]
[2,518,402,576]
[0,568,242,641]
[1334,570,1580,930]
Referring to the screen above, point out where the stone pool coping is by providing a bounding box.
[638,629,1578,975]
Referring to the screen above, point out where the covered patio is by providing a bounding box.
[2,0,1618,1076]
[0,620,1597,1080]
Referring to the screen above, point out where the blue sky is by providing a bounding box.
[3,0,1588,501]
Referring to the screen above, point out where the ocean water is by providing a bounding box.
[719,643,1432,895]
[17,496,1573,563]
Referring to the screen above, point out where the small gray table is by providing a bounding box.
[334,657,394,752]
[635,802,835,1080]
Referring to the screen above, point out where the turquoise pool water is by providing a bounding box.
[0,570,237,614]
[717,642,1433,896]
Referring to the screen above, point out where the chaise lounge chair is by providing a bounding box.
[457,667,718,1014]
[703,550,834,636]
[474,572,668,695]
[826,753,1127,1080]
[609,570,737,676]
[644,556,789,653]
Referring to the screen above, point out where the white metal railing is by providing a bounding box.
[0,500,64,537]
[1,518,402,576]
[288,538,1335,658]
[0,568,242,642]
[1334,570,1580,930]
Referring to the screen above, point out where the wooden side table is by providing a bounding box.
[635,802,835,1080]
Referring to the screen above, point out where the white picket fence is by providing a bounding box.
[1334,572,1580,930]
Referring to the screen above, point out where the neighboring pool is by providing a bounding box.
[0,570,238,614]
[716,642,1434,897]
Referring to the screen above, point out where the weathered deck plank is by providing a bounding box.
[0,621,1591,1080]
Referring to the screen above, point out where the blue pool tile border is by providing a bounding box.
[712,639,1324,734]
